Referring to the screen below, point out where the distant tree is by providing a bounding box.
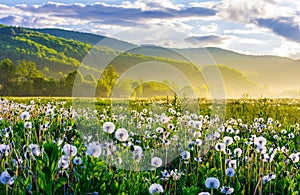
[96,65,119,97]
[14,60,44,83]
[0,58,15,95]
[113,79,133,98]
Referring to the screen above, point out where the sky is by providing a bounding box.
[0,0,299,59]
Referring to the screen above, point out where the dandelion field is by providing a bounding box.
[0,97,299,195]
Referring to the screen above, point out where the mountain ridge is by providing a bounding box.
[0,24,299,98]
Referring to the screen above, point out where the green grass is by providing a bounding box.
[0,97,299,194]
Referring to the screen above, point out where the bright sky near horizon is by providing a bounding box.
[0,0,299,59]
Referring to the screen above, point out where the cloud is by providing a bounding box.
[0,16,21,25]
[185,34,230,46]
[199,23,219,33]
[121,0,184,11]
[257,17,300,43]
[12,2,215,25]
[218,0,300,43]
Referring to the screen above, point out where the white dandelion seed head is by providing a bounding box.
[234,148,243,157]
[73,156,83,165]
[195,139,202,146]
[63,143,77,157]
[221,186,234,194]
[254,136,267,147]
[58,155,69,169]
[223,136,233,146]
[151,157,163,168]
[160,114,170,124]
[24,121,32,129]
[156,127,164,133]
[180,151,190,160]
[20,111,30,120]
[215,143,226,152]
[289,153,299,163]
[256,145,267,154]
[86,142,102,157]
[198,192,210,195]
[115,128,129,142]
[0,144,10,156]
[0,171,14,185]
[225,167,235,177]
[149,183,164,194]
[103,122,115,134]
[29,144,41,156]
[205,177,220,189]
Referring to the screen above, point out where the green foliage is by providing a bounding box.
[0,24,268,98]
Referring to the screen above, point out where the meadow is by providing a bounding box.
[0,97,299,194]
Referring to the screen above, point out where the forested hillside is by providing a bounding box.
[0,24,263,98]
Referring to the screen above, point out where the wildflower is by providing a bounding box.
[160,170,170,181]
[58,155,69,169]
[288,133,295,139]
[132,145,143,160]
[40,123,49,131]
[281,146,288,153]
[218,126,225,132]
[24,121,32,129]
[188,141,195,150]
[149,183,164,194]
[234,148,243,157]
[195,139,202,146]
[254,136,267,147]
[86,142,101,157]
[221,186,234,194]
[193,121,202,129]
[227,160,237,169]
[215,143,226,152]
[20,111,30,120]
[198,193,210,195]
[156,127,164,134]
[289,153,299,163]
[225,167,235,177]
[63,144,77,157]
[263,174,276,184]
[213,132,221,139]
[194,157,202,162]
[132,145,143,155]
[181,151,190,160]
[226,127,234,134]
[29,144,41,156]
[73,157,83,165]
[194,131,202,138]
[223,136,233,146]
[103,122,115,134]
[281,129,287,134]
[0,171,14,185]
[256,145,267,154]
[160,114,170,124]
[115,128,129,142]
[205,177,220,189]
[151,157,163,168]
[0,144,10,156]
[170,169,184,180]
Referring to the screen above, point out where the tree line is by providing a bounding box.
[0,58,198,97]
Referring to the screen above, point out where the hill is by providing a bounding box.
[0,24,263,98]
[33,28,136,51]
[127,46,300,92]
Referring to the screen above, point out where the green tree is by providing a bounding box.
[96,65,119,97]
[14,60,44,83]
[0,58,15,95]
